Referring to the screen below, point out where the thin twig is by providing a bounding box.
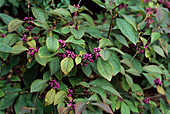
[131,52,138,62]
[107,8,116,39]
[27,0,30,18]
[77,0,82,5]
[130,85,153,93]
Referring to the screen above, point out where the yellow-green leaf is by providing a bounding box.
[8,19,24,32]
[45,88,55,105]
[54,90,67,105]
[61,57,74,75]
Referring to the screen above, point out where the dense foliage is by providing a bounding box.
[0,0,170,114]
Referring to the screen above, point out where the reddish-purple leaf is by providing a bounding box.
[58,107,69,114]
[75,102,87,114]
[91,102,113,114]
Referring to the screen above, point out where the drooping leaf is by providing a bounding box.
[31,79,47,92]
[47,8,71,17]
[126,68,140,76]
[50,57,60,75]
[61,57,74,75]
[80,13,94,26]
[14,94,27,114]
[34,53,47,66]
[45,88,55,105]
[99,38,113,48]
[153,45,165,57]
[116,18,138,45]
[0,13,14,24]
[151,32,161,44]
[32,7,46,22]
[75,102,87,114]
[125,74,134,88]
[101,86,122,98]
[122,14,137,31]
[11,45,28,54]
[0,43,14,53]
[91,102,113,114]
[75,57,81,65]
[159,39,168,56]
[143,65,163,74]
[112,33,129,47]
[121,102,130,114]
[82,64,92,77]
[157,85,165,95]
[46,35,59,52]
[97,58,114,81]
[8,19,24,32]
[3,34,17,46]
[100,49,111,60]
[85,27,102,38]
[38,46,58,58]
[71,29,84,39]
[54,90,67,105]
[0,92,19,110]
[108,52,121,75]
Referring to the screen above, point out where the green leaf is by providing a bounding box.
[31,79,47,92]
[82,64,92,77]
[54,90,67,105]
[122,14,137,31]
[46,35,59,52]
[10,76,21,82]
[11,45,28,54]
[80,13,94,26]
[3,34,17,46]
[34,53,47,66]
[75,57,81,65]
[8,0,19,7]
[143,65,163,74]
[100,49,111,60]
[38,46,58,58]
[159,39,168,56]
[27,39,36,48]
[121,102,130,114]
[61,57,74,75]
[0,92,19,110]
[121,77,130,92]
[153,45,165,57]
[8,19,24,32]
[75,102,87,114]
[45,88,55,105]
[0,89,4,97]
[68,5,78,13]
[91,87,106,101]
[43,71,51,81]
[78,82,90,88]
[14,94,27,114]
[91,102,113,114]
[99,38,113,48]
[108,52,120,75]
[157,85,165,95]
[33,20,49,29]
[0,0,5,8]
[32,7,46,22]
[125,100,138,113]
[0,43,14,53]
[97,58,114,81]
[47,8,71,17]
[71,29,84,39]
[101,86,122,98]
[0,13,14,24]
[50,57,60,75]
[89,78,113,87]
[125,74,134,88]
[108,47,125,55]
[65,35,85,45]
[61,26,70,34]
[92,0,105,8]
[116,18,138,44]
[85,27,102,38]
[126,68,140,76]
[151,32,161,44]
[112,33,129,47]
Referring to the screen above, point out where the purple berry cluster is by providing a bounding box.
[118,4,127,10]
[58,39,66,47]
[21,34,27,43]
[143,97,150,104]
[23,17,34,31]
[0,34,5,38]
[158,0,170,8]
[84,89,88,95]
[145,8,154,27]
[94,47,101,60]
[56,50,77,59]
[80,54,94,67]
[137,42,149,54]
[49,80,60,89]
[68,88,73,97]
[73,4,80,9]
[67,100,75,111]
[28,47,39,57]
[154,78,162,86]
